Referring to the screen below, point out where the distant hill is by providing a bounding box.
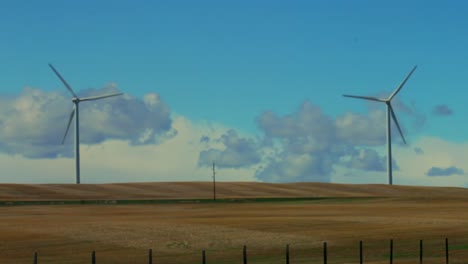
[0,182,467,201]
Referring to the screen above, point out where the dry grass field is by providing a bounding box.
[0,182,467,263]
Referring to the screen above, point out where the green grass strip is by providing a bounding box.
[0,196,383,206]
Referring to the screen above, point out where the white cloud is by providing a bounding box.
[0,86,175,159]
[390,136,468,186]
[333,136,468,187]
[335,110,386,146]
[339,148,387,172]
[0,88,466,187]
[198,129,261,168]
[0,116,258,183]
[426,166,464,176]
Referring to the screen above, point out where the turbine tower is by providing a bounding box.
[49,64,123,184]
[343,65,417,185]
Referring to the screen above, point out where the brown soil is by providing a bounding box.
[0,181,466,200]
[0,182,467,264]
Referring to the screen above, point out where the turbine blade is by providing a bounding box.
[80,93,123,102]
[49,64,78,98]
[62,108,75,144]
[388,65,417,101]
[343,94,385,102]
[389,104,406,144]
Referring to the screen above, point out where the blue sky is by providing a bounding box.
[1,1,467,186]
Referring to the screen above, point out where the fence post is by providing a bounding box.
[445,238,449,264]
[323,241,327,264]
[149,249,152,264]
[286,244,290,264]
[359,240,363,264]
[419,240,423,264]
[202,250,206,264]
[243,245,247,264]
[92,251,96,264]
[33,252,38,264]
[389,239,393,264]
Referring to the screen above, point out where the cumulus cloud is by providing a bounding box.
[0,117,258,183]
[198,129,261,168]
[257,102,335,140]
[340,148,387,171]
[199,135,210,143]
[252,100,406,182]
[1,85,467,187]
[254,101,344,182]
[335,110,386,146]
[387,136,468,186]
[426,166,464,177]
[414,147,424,155]
[5,85,457,185]
[337,96,425,147]
[396,99,426,131]
[0,85,175,159]
[77,84,175,145]
[250,95,428,183]
[255,153,332,183]
[0,87,72,158]
[359,92,426,132]
[432,104,453,116]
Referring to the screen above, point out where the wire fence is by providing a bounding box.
[25,238,467,264]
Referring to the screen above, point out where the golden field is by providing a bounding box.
[0,182,467,263]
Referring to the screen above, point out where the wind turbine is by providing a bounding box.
[343,65,417,185]
[49,64,123,184]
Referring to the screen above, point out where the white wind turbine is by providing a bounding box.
[343,65,417,185]
[49,64,123,184]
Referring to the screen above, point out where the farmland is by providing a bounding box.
[0,182,467,263]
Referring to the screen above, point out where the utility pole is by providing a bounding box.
[212,161,216,201]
